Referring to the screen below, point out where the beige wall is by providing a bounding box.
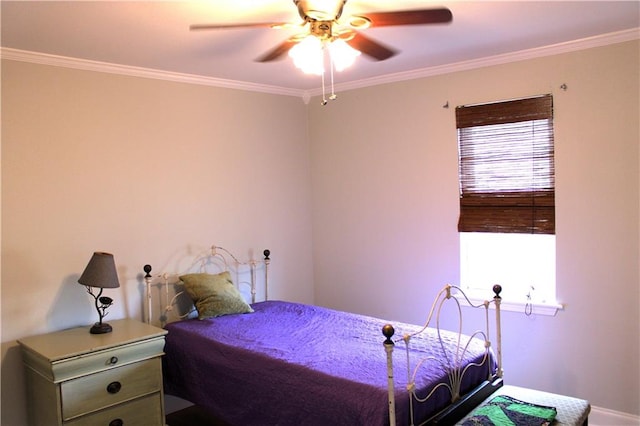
[310,40,639,416]
[1,61,314,424]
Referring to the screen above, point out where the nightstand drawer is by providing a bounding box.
[64,393,163,426]
[62,358,162,420]
[50,337,165,382]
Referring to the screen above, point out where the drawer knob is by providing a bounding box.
[106,381,122,394]
[109,419,124,426]
[109,356,118,365]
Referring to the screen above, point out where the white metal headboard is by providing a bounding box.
[143,245,271,325]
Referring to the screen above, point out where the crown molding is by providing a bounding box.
[315,27,640,97]
[0,47,306,99]
[2,27,638,100]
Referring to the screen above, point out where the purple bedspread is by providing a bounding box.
[163,300,494,426]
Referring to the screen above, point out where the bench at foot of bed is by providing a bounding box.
[456,385,590,426]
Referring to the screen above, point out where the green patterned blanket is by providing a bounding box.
[461,394,557,426]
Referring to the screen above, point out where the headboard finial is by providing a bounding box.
[144,264,152,277]
[493,284,502,299]
[263,249,270,260]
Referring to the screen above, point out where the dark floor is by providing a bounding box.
[166,405,232,426]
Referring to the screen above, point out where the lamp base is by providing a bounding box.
[90,322,113,334]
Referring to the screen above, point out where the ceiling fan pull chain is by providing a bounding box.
[329,51,337,101]
[321,69,327,105]
[321,46,328,105]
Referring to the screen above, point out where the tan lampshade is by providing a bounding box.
[78,252,120,289]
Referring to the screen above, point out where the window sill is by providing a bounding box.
[456,295,564,317]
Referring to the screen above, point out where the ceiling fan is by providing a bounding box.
[190,0,453,63]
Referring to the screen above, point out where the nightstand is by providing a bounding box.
[18,318,168,426]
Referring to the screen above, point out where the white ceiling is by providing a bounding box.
[2,1,639,97]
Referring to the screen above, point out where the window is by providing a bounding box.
[456,95,560,315]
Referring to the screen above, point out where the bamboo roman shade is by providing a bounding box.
[456,94,555,234]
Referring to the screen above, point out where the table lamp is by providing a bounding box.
[78,252,120,334]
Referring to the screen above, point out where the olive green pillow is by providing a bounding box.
[179,271,253,320]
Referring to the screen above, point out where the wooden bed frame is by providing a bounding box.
[143,245,504,426]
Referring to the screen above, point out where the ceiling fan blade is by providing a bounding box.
[360,8,452,27]
[190,22,289,31]
[347,32,397,61]
[255,39,298,62]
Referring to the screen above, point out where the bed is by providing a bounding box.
[144,245,504,426]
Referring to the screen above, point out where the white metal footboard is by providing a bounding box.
[143,245,271,326]
[383,284,503,426]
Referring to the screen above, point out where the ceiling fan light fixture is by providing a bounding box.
[328,38,360,71]
[289,35,324,75]
[289,35,360,75]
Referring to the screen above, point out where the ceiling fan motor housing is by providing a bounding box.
[294,0,346,22]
